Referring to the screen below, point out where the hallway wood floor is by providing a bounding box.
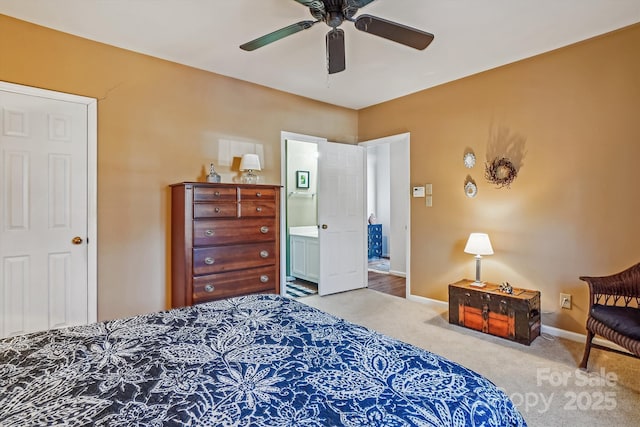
[287,267,406,299]
[368,270,406,298]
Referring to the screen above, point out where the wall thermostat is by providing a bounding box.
[412,186,425,197]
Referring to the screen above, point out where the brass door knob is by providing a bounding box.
[72,236,83,245]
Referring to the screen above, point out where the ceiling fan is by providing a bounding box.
[239,0,434,74]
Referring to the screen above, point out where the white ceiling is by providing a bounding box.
[2,0,640,109]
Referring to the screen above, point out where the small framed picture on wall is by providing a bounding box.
[296,170,310,189]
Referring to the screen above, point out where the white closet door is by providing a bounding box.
[0,88,89,338]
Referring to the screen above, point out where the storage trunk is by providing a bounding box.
[449,279,541,345]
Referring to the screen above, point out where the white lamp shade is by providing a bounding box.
[464,233,494,256]
[239,154,261,171]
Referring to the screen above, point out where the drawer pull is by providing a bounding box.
[214,191,220,197]
[260,250,269,258]
[214,207,221,213]
[204,284,215,293]
[205,229,214,236]
[204,257,215,265]
[256,192,262,197]
[260,226,269,234]
[260,275,269,283]
[256,207,263,212]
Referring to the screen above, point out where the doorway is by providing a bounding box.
[280,132,367,298]
[280,131,409,300]
[360,133,410,299]
[284,138,320,298]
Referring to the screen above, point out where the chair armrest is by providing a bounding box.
[580,262,640,307]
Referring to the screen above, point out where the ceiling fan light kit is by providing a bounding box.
[239,0,434,74]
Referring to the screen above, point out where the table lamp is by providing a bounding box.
[464,233,494,287]
[239,154,261,184]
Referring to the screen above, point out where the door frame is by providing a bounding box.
[358,133,411,297]
[0,81,98,323]
[280,131,410,297]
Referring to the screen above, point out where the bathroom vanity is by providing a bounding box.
[289,226,319,284]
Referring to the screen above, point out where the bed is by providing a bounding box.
[0,294,526,426]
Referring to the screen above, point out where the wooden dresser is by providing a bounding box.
[170,182,281,307]
[448,279,541,345]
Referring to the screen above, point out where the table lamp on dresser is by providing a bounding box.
[240,153,261,184]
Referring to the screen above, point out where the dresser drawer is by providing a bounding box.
[193,242,276,275]
[239,187,276,201]
[192,266,276,303]
[193,186,237,202]
[193,218,276,246]
[239,201,276,218]
[194,202,238,218]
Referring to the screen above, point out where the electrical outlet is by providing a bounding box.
[560,293,572,309]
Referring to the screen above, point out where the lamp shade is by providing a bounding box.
[464,233,494,256]
[239,154,261,171]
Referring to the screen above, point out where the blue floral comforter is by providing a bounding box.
[0,294,526,426]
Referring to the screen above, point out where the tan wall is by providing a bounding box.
[286,140,318,228]
[358,23,640,333]
[0,15,358,321]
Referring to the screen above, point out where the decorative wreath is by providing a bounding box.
[485,157,517,188]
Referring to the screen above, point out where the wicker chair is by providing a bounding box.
[579,262,640,369]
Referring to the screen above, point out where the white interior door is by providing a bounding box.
[318,140,366,295]
[0,85,95,338]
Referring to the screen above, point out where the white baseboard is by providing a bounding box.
[540,324,585,343]
[407,293,448,307]
[389,270,406,278]
[407,293,631,354]
[540,324,631,354]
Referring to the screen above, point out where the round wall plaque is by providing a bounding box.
[463,152,476,168]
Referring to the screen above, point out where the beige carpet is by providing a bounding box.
[300,289,640,427]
